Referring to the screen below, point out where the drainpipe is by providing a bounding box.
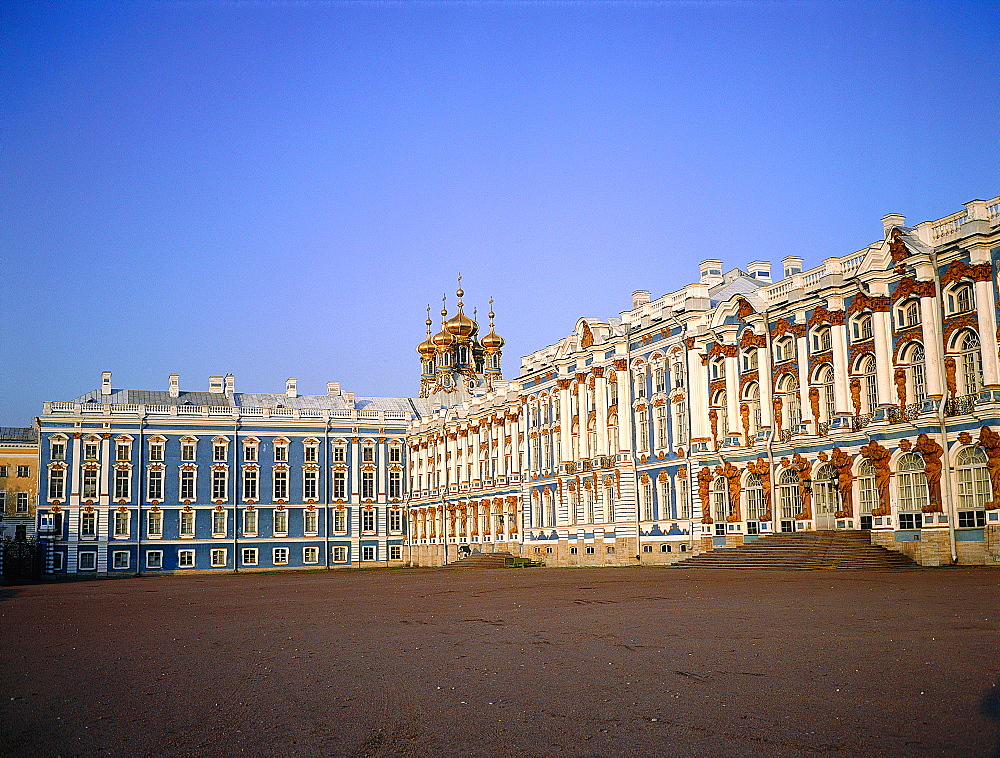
[927,248,959,563]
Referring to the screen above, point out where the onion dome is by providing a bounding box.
[444,284,477,340]
[417,307,436,357]
[480,299,505,350]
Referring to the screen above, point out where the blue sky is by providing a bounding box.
[2,0,997,426]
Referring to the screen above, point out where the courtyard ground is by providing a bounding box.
[1,565,998,757]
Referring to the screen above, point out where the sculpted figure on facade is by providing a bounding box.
[978,425,1000,510]
[860,440,892,515]
[791,452,813,520]
[830,447,854,517]
[698,467,714,523]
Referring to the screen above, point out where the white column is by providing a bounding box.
[757,345,773,428]
[975,278,1000,386]
[594,369,609,456]
[724,352,739,440]
[919,295,944,397]
[873,309,893,404]
[831,323,850,413]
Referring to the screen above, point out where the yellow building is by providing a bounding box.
[1,427,40,541]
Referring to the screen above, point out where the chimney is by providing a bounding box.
[781,256,803,279]
[169,374,180,399]
[699,259,724,286]
[208,376,224,394]
[882,213,906,235]
[224,374,235,394]
[101,371,112,396]
[286,378,298,398]
[327,381,341,396]
[747,261,771,282]
[631,290,651,309]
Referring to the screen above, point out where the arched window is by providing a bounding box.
[955,447,991,511]
[896,453,928,525]
[858,355,879,413]
[712,476,729,523]
[956,330,983,396]
[903,344,927,403]
[777,468,801,521]
[745,473,765,521]
[858,460,877,516]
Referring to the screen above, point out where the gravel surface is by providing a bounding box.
[1,566,998,757]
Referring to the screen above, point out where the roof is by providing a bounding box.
[0,427,37,442]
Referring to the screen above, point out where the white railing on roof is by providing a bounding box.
[932,211,969,241]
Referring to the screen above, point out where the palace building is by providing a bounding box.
[24,194,1000,575]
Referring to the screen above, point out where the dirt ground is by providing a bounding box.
[1,566,998,758]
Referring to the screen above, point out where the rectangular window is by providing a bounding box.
[78,551,97,570]
[303,470,318,500]
[333,546,348,562]
[149,443,164,462]
[210,548,227,567]
[147,510,163,537]
[179,469,196,501]
[112,551,130,570]
[181,443,196,462]
[274,446,288,463]
[114,510,130,538]
[361,471,375,499]
[242,547,258,566]
[334,508,347,532]
[273,547,289,565]
[178,549,195,568]
[50,443,66,461]
[84,443,99,460]
[333,446,346,463]
[362,509,375,532]
[389,447,401,463]
[304,446,318,463]
[272,469,288,500]
[389,509,402,532]
[179,510,195,536]
[116,443,130,461]
[211,469,227,500]
[389,545,402,561]
[147,468,163,501]
[303,546,319,564]
[362,545,375,561]
[333,471,346,499]
[243,468,258,500]
[17,465,30,478]
[243,445,257,462]
[212,509,227,536]
[304,509,318,535]
[213,444,227,462]
[388,471,402,499]
[114,468,131,500]
[80,510,97,538]
[48,468,65,500]
[16,492,29,513]
[273,509,288,535]
[82,469,98,499]
[243,509,258,535]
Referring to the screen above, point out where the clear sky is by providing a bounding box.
[2,0,998,426]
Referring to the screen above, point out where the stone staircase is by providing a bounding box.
[671,530,919,570]
[439,551,513,569]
